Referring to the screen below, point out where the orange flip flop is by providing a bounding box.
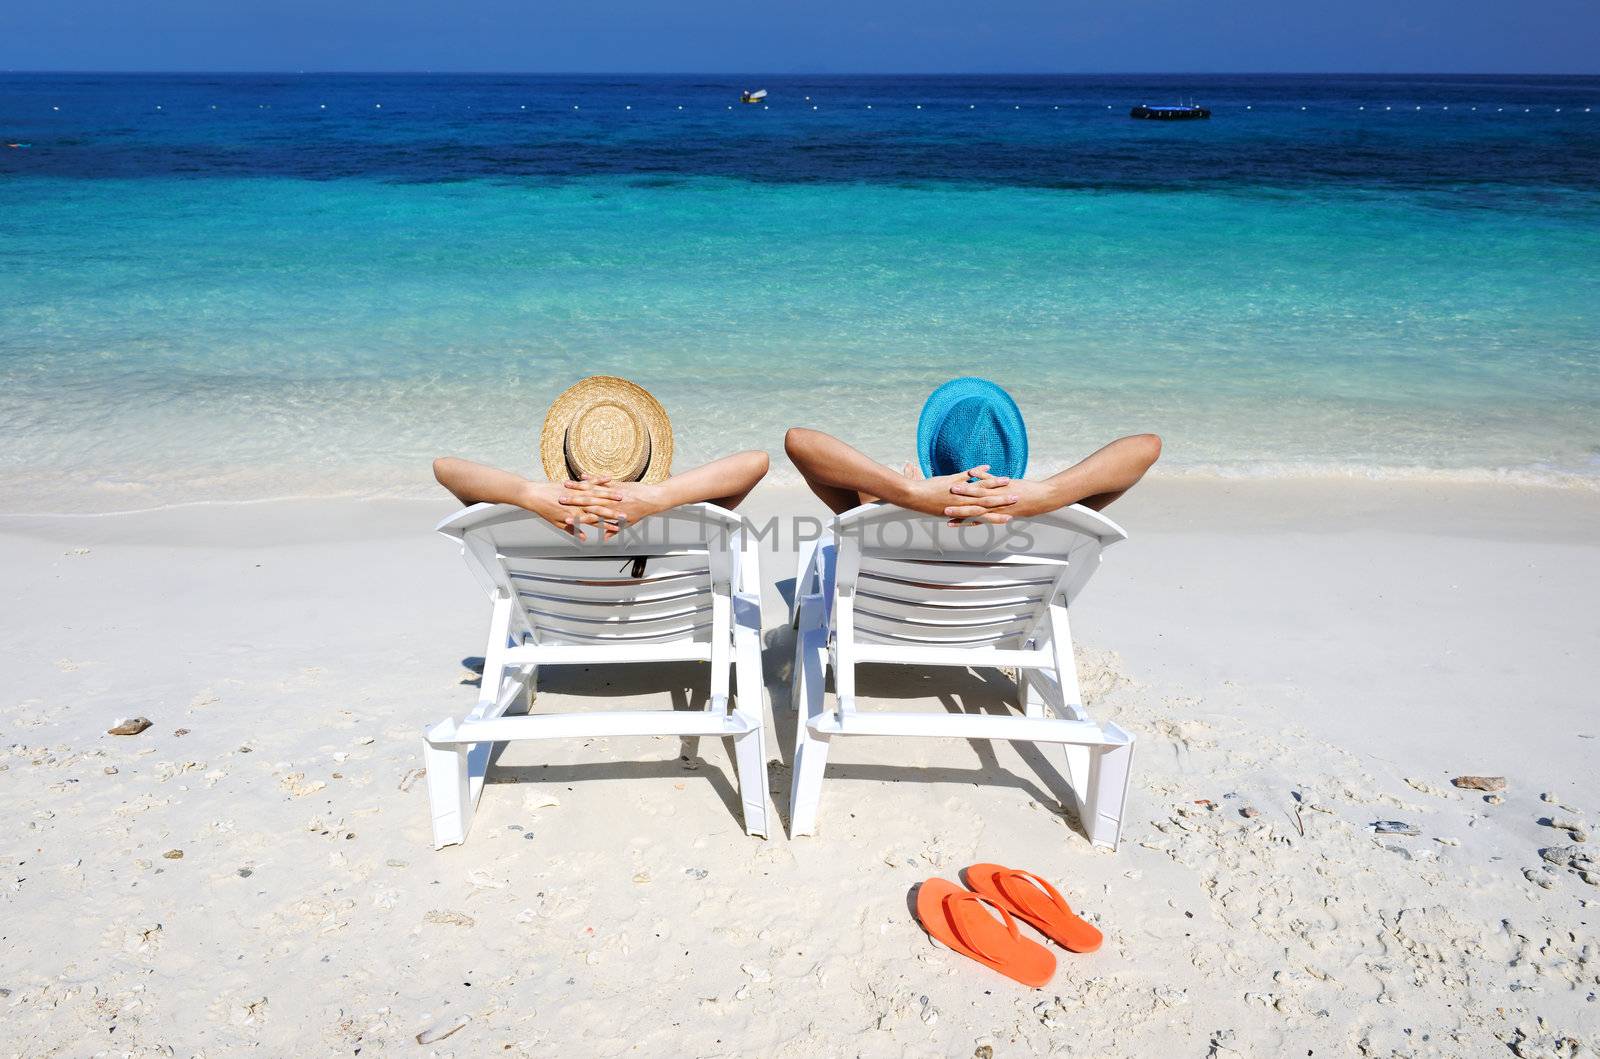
[963,863,1103,953]
[914,878,1055,987]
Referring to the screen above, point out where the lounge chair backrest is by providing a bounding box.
[436,502,746,649]
[832,503,1127,650]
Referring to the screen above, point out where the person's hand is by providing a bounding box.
[948,469,1061,523]
[517,480,608,540]
[939,465,1024,524]
[899,464,1020,523]
[558,475,669,538]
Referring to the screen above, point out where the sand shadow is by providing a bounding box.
[906,880,927,930]
[760,637,1087,842]
[481,661,744,826]
[485,758,743,825]
[774,575,800,616]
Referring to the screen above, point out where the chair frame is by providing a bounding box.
[424,502,769,848]
[788,503,1135,849]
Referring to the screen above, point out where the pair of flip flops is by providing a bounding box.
[915,863,1101,987]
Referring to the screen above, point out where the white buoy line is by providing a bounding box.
[38,101,1599,116]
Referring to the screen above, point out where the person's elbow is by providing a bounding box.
[1135,433,1163,467]
[738,449,771,479]
[784,427,820,463]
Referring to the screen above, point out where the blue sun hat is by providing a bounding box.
[916,377,1028,481]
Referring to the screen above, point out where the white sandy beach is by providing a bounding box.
[3,477,1599,1057]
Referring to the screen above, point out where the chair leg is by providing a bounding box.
[732,728,770,838]
[790,536,819,629]
[1078,724,1134,850]
[731,615,770,838]
[788,618,831,837]
[1020,668,1048,718]
[1062,741,1091,806]
[423,720,473,849]
[790,731,830,838]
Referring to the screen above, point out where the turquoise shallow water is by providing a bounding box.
[3,74,1600,508]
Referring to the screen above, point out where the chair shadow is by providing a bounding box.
[485,758,744,825]
[481,661,744,826]
[469,617,1088,842]
[774,575,800,617]
[760,623,799,832]
[758,627,1086,842]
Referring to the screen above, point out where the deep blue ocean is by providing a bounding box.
[3,74,1599,508]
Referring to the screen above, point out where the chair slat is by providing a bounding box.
[497,548,712,566]
[858,557,1062,591]
[530,617,715,645]
[509,576,706,604]
[853,612,1033,645]
[856,584,1047,615]
[505,562,706,589]
[519,581,708,607]
[854,600,1039,630]
[527,595,712,626]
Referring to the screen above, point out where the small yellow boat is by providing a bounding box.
[740,89,768,105]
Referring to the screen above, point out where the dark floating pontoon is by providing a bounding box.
[1130,104,1211,121]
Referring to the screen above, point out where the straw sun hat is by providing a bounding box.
[538,376,674,484]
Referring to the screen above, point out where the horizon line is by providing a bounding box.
[5,68,1600,78]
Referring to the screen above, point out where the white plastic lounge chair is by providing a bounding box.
[424,502,770,848]
[788,503,1134,849]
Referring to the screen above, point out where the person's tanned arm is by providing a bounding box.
[945,433,1162,519]
[556,450,770,535]
[434,456,594,533]
[784,427,1020,520]
[784,427,1161,523]
[434,450,771,540]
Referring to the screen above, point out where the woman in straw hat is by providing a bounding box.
[434,376,768,539]
[785,377,1161,524]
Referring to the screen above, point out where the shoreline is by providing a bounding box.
[5,460,1600,519]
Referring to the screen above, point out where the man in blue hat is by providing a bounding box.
[785,377,1161,523]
